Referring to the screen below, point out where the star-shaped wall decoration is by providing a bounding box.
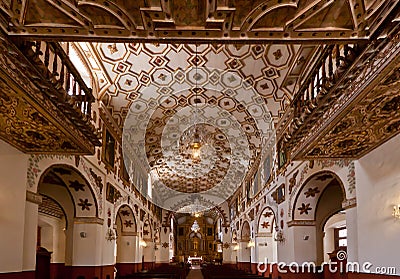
[304,187,320,198]
[261,221,270,229]
[121,210,130,216]
[124,220,133,227]
[69,180,85,192]
[298,203,312,215]
[263,211,273,218]
[78,198,92,211]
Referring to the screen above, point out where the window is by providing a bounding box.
[334,227,347,249]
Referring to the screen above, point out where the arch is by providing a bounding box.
[162,211,175,227]
[143,219,153,239]
[231,229,238,243]
[292,171,345,221]
[38,164,99,218]
[257,206,276,234]
[213,206,229,227]
[240,1,298,31]
[116,204,137,233]
[241,221,251,241]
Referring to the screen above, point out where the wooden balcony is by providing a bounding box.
[0,31,101,154]
[277,21,400,161]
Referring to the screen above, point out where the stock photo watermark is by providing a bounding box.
[257,250,397,275]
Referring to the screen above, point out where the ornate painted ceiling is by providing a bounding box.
[77,41,316,212]
[0,0,397,42]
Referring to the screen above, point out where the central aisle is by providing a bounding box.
[186,266,203,279]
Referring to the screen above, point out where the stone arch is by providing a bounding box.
[38,164,99,218]
[116,204,137,233]
[241,221,251,241]
[213,205,229,227]
[290,170,347,265]
[231,229,238,243]
[37,164,100,269]
[115,204,138,273]
[143,219,153,239]
[257,206,276,234]
[291,171,346,222]
[162,211,175,227]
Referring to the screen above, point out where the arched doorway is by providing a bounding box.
[256,207,277,264]
[291,171,346,264]
[37,196,67,279]
[323,211,346,263]
[239,221,251,271]
[115,204,137,275]
[37,164,99,279]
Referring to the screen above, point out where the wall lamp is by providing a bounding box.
[393,205,400,219]
[233,244,239,251]
[139,239,147,247]
[247,240,255,248]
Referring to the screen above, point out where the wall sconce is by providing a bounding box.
[233,244,239,251]
[139,239,147,247]
[105,228,117,241]
[393,205,400,219]
[80,232,87,238]
[247,240,255,248]
[274,227,285,243]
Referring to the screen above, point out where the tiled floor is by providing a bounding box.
[186,266,203,279]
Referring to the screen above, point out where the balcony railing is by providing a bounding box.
[293,43,361,120]
[16,40,94,118]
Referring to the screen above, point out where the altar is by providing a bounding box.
[187,256,203,265]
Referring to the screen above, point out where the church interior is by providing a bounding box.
[0,0,400,279]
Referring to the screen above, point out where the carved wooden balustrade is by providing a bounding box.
[0,36,101,154]
[277,42,367,161]
[16,40,94,118]
[293,43,360,120]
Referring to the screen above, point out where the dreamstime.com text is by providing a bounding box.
[257,251,397,275]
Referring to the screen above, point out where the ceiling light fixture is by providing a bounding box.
[179,44,208,162]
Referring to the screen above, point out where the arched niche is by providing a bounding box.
[291,170,346,264]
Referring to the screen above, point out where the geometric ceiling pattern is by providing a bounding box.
[90,43,300,122]
[65,42,311,213]
[76,42,308,213]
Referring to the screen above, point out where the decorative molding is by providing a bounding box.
[287,220,315,227]
[121,231,138,236]
[26,190,42,204]
[74,217,104,225]
[255,232,273,237]
[342,197,357,209]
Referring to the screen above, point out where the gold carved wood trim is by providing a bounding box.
[0,33,98,154]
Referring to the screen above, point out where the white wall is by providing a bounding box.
[0,140,28,272]
[356,133,400,275]
[323,213,346,262]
